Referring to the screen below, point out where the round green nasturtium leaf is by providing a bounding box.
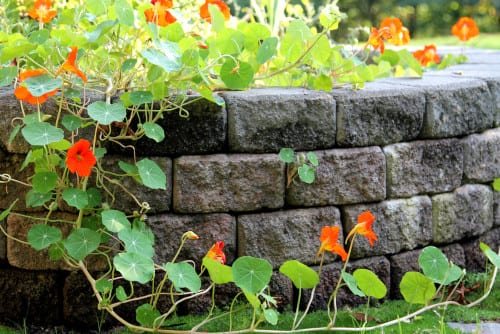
[116,285,128,302]
[306,152,319,167]
[313,74,333,92]
[26,189,52,207]
[256,37,278,64]
[87,101,126,125]
[118,228,154,258]
[0,66,17,87]
[48,241,64,260]
[114,0,134,26]
[352,268,387,299]
[32,171,57,194]
[142,122,165,143]
[137,158,166,190]
[419,246,462,285]
[24,74,62,97]
[96,278,113,294]
[243,289,261,308]
[279,260,319,289]
[61,115,83,131]
[121,58,137,72]
[264,308,279,325]
[62,188,89,210]
[400,271,436,305]
[64,228,101,260]
[114,252,155,284]
[129,90,154,105]
[21,122,64,146]
[182,49,199,67]
[298,164,315,184]
[27,224,62,251]
[48,139,71,151]
[101,209,131,233]
[86,188,102,208]
[232,256,272,294]
[220,59,254,90]
[202,257,233,284]
[141,47,181,73]
[279,148,294,163]
[164,262,201,292]
[136,303,161,327]
[341,271,365,297]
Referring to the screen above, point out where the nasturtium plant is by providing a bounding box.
[101,209,131,233]
[418,246,463,285]
[113,252,155,284]
[64,228,101,260]
[279,260,319,289]
[164,262,202,292]
[400,271,436,305]
[352,268,387,299]
[27,224,62,251]
[232,256,273,294]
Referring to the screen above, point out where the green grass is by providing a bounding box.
[410,33,500,49]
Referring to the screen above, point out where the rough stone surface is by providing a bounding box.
[432,184,494,244]
[462,227,500,272]
[286,147,386,206]
[331,82,425,147]
[342,196,433,259]
[380,76,495,138]
[223,88,336,153]
[7,212,107,271]
[495,190,500,227]
[238,207,342,268]
[147,213,237,265]
[0,267,63,325]
[107,97,226,156]
[463,127,500,182]
[173,154,285,213]
[384,139,463,198]
[302,256,391,310]
[99,155,172,214]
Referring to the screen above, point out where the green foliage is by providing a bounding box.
[279,148,319,186]
[27,224,62,251]
[279,260,319,289]
[352,268,387,299]
[400,271,436,305]
[232,256,273,294]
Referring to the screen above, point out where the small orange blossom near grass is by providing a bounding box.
[346,210,378,247]
[317,225,348,261]
[452,16,479,42]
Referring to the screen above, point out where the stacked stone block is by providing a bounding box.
[1,51,500,328]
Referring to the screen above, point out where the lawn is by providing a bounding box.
[410,33,500,49]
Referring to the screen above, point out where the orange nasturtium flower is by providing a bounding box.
[317,225,348,262]
[200,0,231,23]
[451,16,479,42]
[380,17,410,46]
[366,26,391,53]
[66,139,97,177]
[55,46,87,83]
[413,44,441,66]
[14,69,58,105]
[346,211,378,247]
[144,0,177,27]
[28,0,57,24]
[205,241,226,264]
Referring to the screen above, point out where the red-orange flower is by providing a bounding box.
[66,139,97,177]
[144,0,177,27]
[200,0,231,23]
[413,44,441,66]
[55,47,87,83]
[28,0,57,24]
[366,26,391,53]
[317,226,348,262]
[380,18,410,46]
[14,69,58,105]
[205,241,226,264]
[346,211,378,247]
[451,17,479,42]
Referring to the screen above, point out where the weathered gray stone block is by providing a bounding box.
[147,212,236,265]
[331,82,425,146]
[173,154,285,213]
[302,256,391,310]
[223,88,336,153]
[495,190,500,227]
[463,127,500,182]
[381,76,494,138]
[99,155,172,214]
[238,207,342,268]
[107,96,226,156]
[432,184,494,244]
[286,147,385,206]
[342,196,433,259]
[384,139,463,198]
[0,268,63,325]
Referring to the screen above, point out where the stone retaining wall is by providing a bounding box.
[1,48,500,329]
